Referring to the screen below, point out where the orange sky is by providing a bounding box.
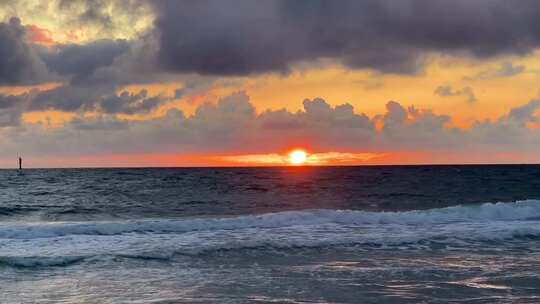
[4,150,539,169]
[1,2,540,167]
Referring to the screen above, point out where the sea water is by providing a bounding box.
[1,166,540,303]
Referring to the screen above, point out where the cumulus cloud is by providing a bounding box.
[505,99,540,127]
[434,85,477,103]
[2,92,540,162]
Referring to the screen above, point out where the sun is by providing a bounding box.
[288,150,308,165]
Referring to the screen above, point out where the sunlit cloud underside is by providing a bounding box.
[218,152,384,166]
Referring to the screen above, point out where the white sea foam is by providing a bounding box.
[1,201,540,268]
[0,200,539,240]
[1,220,540,268]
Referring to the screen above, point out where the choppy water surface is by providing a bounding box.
[1,166,540,303]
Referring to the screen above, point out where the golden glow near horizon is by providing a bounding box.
[288,150,308,165]
[216,151,383,166]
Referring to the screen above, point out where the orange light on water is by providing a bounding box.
[288,150,308,165]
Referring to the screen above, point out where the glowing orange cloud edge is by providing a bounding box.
[217,151,385,166]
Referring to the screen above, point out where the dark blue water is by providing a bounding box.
[1,166,540,303]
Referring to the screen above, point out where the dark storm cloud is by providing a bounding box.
[42,39,130,83]
[154,1,296,75]
[0,17,48,85]
[152,0,540,76]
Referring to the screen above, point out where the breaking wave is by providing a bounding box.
[0,200,539,240]
[2,200,540,268]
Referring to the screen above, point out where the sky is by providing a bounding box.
[1,0,540,167]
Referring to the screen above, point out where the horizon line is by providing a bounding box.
[1,162,539,170]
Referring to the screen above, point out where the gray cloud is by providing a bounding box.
[3,92,540,161]
[70,115,129,131]
[24,34,211,115]
[29,84,168,115]
[0,17,49,85]
[495,62,526,77]
[55,33,211,87]
[466,61,526,80]
[99,90,167,115]
[0,110,21,128]
[42,39,130,83]
[434,85,477,103]
[0,92,31,127]
[506,99,540,126]
[0,15,140,87]
[31,84,113,112]
[4,0,540,87]
[0,94,20,110]
[152,0,540,76]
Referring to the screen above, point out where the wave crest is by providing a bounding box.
[0,200,539,240]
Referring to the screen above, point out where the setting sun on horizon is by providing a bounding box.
[288,150,308,165]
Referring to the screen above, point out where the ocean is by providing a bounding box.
[1,165,540,303]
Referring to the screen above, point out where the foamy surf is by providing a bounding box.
[1,200,540,269]
[0,200,539,240]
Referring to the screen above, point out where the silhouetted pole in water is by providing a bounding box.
[19,157,22,170]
